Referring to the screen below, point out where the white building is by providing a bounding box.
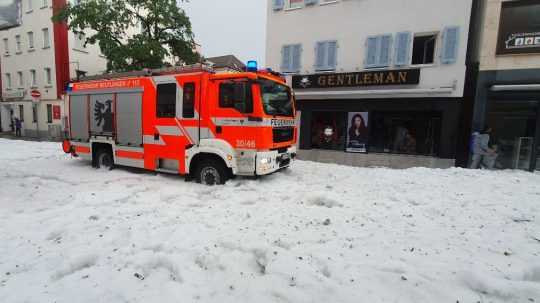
[0,0,106,139]
[266,0,475,168]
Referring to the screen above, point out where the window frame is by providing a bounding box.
[47,104,53,123]
[17,71,23,88]
[5,73,12,89]
[19,104,24,122]
[27,31,34,50]
[15,35,21,53]
[218,81,254,114]
[42,28,50,48]
[411,32,439,66]
[30,69,37,87]
[156,82,177,118]
[44,68,52,86]
[3,38,9,55]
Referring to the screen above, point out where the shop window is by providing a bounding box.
[156,83,176,118]
[219,82,253,113]
[182,82,195,118]
[288,0,303,9]
[412,34,436,65]
[369,111,441,156]
[311,111,347,151]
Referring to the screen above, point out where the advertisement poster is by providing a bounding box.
[53,105,61,120]
[346,112,369,153]
[497,1,540,55]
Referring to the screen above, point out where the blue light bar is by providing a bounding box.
[246,60,258,72]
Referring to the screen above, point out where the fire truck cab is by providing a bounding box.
[62,64,297,185]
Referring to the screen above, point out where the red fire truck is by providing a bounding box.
[62,64,297,185]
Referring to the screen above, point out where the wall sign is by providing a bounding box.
[292,69,420,89]
[497,1,540,55]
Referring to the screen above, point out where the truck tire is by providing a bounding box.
[195,158,229,186]
[95,148,114,170]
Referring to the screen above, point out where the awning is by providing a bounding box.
[490,84,540,92]
[294,87,455,100]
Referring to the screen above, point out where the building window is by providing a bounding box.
[18,104,24,122]
[182,82,195,118]
[3,38,9,55]
[369,111,441,156]
[27,0,33,11]
[412,34,437,65]
[365,35,393,68]
[44,68,52,85]
[42,28,50,48]
[15,35,21,53]
[287,0,303,9]
[219,82,253,113]
[281,44,301,73]
[315,40,338,71]
[156,83,176,118]
[27,31,34,49]
[74,33,86,50]
[32,105,37,123]
[5,73,11,89]
[30,69,37,87]
[47,104,52,123]
[41,0,47,8]
[17,71,23,87]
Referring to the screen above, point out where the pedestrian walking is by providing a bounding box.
[469,126,497,169]
[14,118,22,137]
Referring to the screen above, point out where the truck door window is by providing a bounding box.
[219,82,253,114]
[156,83,176,118]
[182,82,195,118]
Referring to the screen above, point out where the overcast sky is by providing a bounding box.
[183,0,268,66]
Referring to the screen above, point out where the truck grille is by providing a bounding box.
[273,127,294,143]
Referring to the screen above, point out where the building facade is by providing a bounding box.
[470,0,540,171]
[266,0,475,168]
[0,0,106,139]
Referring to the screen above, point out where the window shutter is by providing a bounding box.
[378,34,392,67]
[326,41,337,70]
[365,36,379,68]
[273,0,284,11]
[441,26,459,64]
[394,31,411,66]
[315,41,327,70]
[281,45,291,72]
[305,0,318,5]
[292,44,302,72]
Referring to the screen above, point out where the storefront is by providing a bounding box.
[472,70,540,171]
[292,69,462,169]
[470,0,540,171]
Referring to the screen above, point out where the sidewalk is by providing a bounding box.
[0,132,59,142]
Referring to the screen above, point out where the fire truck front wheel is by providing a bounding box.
[194,158,229,186]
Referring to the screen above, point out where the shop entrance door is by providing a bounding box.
[486,101,538,170]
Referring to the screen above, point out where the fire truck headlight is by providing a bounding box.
[260,157,272,164]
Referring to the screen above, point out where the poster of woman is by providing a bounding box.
[346,112,369,153]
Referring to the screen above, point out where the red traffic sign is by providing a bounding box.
[30,90,41,98]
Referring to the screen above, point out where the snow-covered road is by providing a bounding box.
[0,139,539,303]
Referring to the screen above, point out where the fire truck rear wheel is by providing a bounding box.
[96,149,114,170]
[195,159,229,186]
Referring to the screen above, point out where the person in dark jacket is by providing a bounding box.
[14,118,22,137]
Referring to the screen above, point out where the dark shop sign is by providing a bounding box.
[497,1,540,55]
[291,69,420,89]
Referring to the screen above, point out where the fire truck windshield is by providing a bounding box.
[259,79,294,117]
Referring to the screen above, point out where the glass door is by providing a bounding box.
[486,101,538,170]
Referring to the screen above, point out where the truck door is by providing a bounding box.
[149,75,201,174]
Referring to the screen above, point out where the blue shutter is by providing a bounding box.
[305,0,318,5]
[291,44,302,72]
[315,41,326,70]
[281,45,291,72]
[326,41,337,70]
[365,36,379,68]
[378,34,392,67]
[273,0,284,11]
[441,26,460,64]
[394,31,411,66]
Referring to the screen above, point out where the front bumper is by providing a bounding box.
[255,146,297,176]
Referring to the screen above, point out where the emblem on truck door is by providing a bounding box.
[94,100,114,133]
